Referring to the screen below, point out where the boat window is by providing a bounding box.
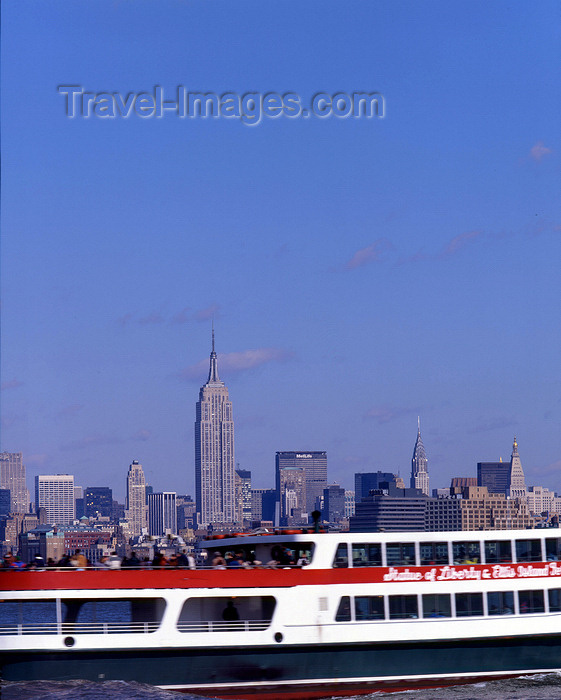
[214,542,315,568]
[388,595,418,620]
[452,541,480,564]
[420,542,449,566]
[351,543,382,567]
[515,539,542,562]
[0,599,58,635]
[484,540,512,564]
[386,543,415,567]
[455,592,484,617]
[487,591,514,615]
[422,594,451,618]
[549,589,561,612]
[355,596,384,620]
[177,596,276,633]
[61,598,165,633]
[518,590,544,614]
[545,538,561,561]
[335,597,351,621]
[0,598,165,635]
[333,543,349,568]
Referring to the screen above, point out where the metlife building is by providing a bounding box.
[275,451,327,515]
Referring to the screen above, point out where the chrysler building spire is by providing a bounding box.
[410,417,429,496]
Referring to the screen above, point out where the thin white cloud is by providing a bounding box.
[138,312,165,325]
[195,304,221,322]
[116,313,134,327]
[57,403,84,418]
[344,239,392,270]
[439,230,482,259]
[179,347,293,381]
[60,434,123,451]
[132,428,151,441]
[530,141,553,162]
[1,379,23,391]
[170,307,191,324]
[365,405,417,424]
[530,459,561,477]
[469,417,517,434]
[26,454,49,468]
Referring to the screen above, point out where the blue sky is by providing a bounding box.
[1,1,560,502]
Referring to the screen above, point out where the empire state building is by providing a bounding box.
[194,332,236,527]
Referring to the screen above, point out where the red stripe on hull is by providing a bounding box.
[166,672,522,699]
[2,560,559,592]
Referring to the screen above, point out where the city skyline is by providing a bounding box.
[1,2,559,501]
[1,428,556,512]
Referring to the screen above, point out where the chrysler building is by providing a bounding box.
[410,417,429,496]
[194,331,236,527]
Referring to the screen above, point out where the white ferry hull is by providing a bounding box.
[3,634,561,698]
[5,529,561,698]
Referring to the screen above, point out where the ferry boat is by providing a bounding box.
[3,528,561,698]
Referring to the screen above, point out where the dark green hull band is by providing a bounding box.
[2,635,561,688]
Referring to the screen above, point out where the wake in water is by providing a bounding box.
[4,675,561,700]
[337,672,561,700]
[0,679,219,700]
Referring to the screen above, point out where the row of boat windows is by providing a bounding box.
[335,589,561,621]
[334,538,561,568]
[0,596,276,634]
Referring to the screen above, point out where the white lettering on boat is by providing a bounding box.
[378,562,561,583]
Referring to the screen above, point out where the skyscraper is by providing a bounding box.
[355,472,397,501]
[509,437,527,500]
[147,492,177,536]
[235,469,252,523]
[323,484,346,523]
[477,439,528,500]
[0,489,11,516]
[195,331,236,527]
[0,452,29,513]
[35,474,75,524]
[125,460,148,537]
[275,451,327,514]
[276,465,306,526]
[410,418,429,496]
[477,460,510,495]
[84,487,113,519]
[251,488,276,522]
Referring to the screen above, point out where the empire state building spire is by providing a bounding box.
[410,417,429,495]
[207,325,223,385]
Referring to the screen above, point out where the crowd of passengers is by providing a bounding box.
[211,545,309,569]
[1,544,309,571]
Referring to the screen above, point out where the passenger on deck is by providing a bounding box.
[152,551,167,568]
[227,551,246,568]
[57,554,72,569]
[107,551,122,569]
[70,549,88,570]
[212,552,226,569]
[222,600,240,621]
